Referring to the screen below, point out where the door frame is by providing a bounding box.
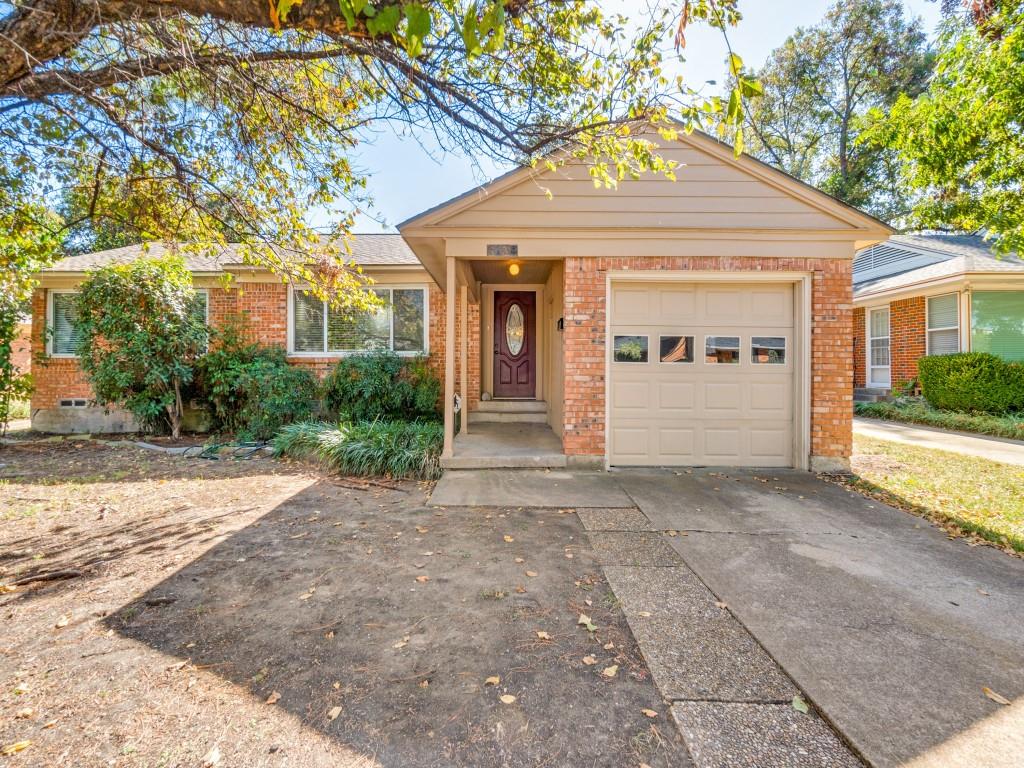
[482,283,545,400]
[604,270,812,471]
[866,305,891,388]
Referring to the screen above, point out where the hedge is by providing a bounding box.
[917,352,1024,414]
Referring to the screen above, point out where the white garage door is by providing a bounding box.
[609,281,796,467]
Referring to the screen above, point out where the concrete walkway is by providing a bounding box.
[854,416,1024,466]
[430,468,1024,768]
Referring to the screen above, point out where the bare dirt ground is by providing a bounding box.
[0,440,684,767]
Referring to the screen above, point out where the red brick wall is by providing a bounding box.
[562,256,854,463]
[31,281,456,409]
[890,296,926,389]
[10,323,31,374]
[852,307,866,389]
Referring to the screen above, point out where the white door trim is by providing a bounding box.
[603,272,812,471]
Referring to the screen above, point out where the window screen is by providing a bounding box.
[51,292,81,356]
[971,291,1024,362]
[927,294,959,355]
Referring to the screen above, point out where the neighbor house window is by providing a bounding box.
[659,335,694,363]
[705,336,740,364]
[291,286,428,355]
[926,293,960,356]
[970,291,1024,362]
[751,337,786,364]
[49,291,81,357]
[613,335,648,362]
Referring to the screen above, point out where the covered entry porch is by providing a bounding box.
[428,253,566,469]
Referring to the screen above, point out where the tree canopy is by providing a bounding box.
[736,0,931,222]
[865,0,1024,252]
[0,0,752,295]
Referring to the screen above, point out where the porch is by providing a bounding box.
[442,421,567,470]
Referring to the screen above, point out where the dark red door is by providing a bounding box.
[493,291,536,398]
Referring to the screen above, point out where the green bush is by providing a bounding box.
[196,318,318,440]
[321,351,440,422]
[917,352,1024,414]
[273,420,443,480]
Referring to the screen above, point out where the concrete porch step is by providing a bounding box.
[441,422,566,470]
[470,399,549,424]
[854,388,892,404]
[441,453,567,469]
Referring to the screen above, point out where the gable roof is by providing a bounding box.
[42,234,419,275]
[854,233,1024,299]
[399,127,892,235]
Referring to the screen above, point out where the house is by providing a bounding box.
[31,129,891,471]
[853,233,1024,396]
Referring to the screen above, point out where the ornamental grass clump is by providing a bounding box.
[274,420,443,480]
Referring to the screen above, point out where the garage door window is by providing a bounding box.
[705,336,740,364]
[751,337,786,364]
[613,335,648,363]
[659,335,694,363]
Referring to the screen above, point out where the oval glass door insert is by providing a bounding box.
[506,303,525,356]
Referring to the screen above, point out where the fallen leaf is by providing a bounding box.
[416,526,429,534]
[514,557,525,563]
[499,694,517,704]
[1,742,31,757]
[418,679,429,688]
[978,589,990,596]
[333,681,341,689]
[637,611,652,618]
[514,585,526,594]
[55,614,69,628]
[714,601,728,609]
[603,642,615,650]
[266,691,281,705]
[666,530,678,537]
[414,562,426,569]
[536,631,551,640]
[41,721,56,730]
[983,687,1011,706]
[578,613,597,632]
[565,552,574,559]
[415,575,430,583]
[485,676,501,686]
[202,744,221,767]
[584,598,592,607]
[582,655,598,666]
[641,708,659,718]
[503,535,515,543]
[15,708,33,719]
[0,584,16,594]
[525,570,538,578]
[792,695,809,714]
[327,706,342,720]
[601,665,619,678]
[393,635,410,649]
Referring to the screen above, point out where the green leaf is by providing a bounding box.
[403,4,431,58]
[462,6,482,58]
[366,3,401,36]
[337,0,357,28]
[728,52,743,77]
[792,696,809,714]
[277,0,303,22]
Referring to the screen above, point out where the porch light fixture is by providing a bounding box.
[508,262,520,277]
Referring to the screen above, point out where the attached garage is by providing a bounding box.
[608,278,806,468]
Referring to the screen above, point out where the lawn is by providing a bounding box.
[0,439,681,767]
[850,435,1024,554]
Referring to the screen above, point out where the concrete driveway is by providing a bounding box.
[432,468,1024,768]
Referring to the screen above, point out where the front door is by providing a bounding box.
[493,291,536,398]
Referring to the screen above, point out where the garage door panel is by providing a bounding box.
[609,281,797,468]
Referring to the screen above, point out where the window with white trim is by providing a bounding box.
[926,293,959,356]
[290,287,428,355]
[49,291,81,357]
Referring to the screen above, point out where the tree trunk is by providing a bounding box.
[169,378,184,440]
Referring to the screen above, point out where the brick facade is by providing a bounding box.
[30,279,456,410]
[852,307,866,389]
[562,256,854,464]
[889,296,926,388]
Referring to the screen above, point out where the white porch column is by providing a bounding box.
[443,255,456,458]
[460,283,469,435]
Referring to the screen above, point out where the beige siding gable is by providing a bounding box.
[415,133,879,234]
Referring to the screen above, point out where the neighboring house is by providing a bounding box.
[32,129,891,471]
[853,233,1024,394]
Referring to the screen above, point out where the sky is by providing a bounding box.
[346,0,944,232]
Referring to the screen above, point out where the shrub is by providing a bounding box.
[274,420,443,480]
[75,256,207,437]
[321,351,440,422]
[917,352,1024,414]
[196,318,318,440]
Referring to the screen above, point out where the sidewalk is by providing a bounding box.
[854,417,1024,466]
